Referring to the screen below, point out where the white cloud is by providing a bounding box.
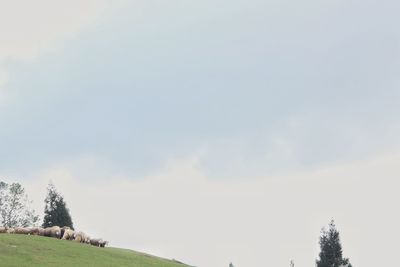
[0,66,8,101]
[0,0,118,100]
[0,0,111,60]
[21,152,400,267]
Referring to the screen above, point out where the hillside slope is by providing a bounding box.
[0,234,190,267]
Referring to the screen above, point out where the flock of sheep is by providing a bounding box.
[0,226,108,247]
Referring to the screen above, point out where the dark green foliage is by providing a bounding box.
[42,183,74,229]
[316,220,352,267]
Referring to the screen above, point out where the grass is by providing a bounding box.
[0,234,191,267]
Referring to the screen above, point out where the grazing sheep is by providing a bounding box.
[14,227,31,235]
[89,238,108,248]
[1,224,109,248]
[89,238,102,247]
[73,231,88,243]
[38,227,45,236]
[29,227,41,235]
[43,226,61,238]
[60,226,71,239]
[99,240,108,248]
[62,229,75,240]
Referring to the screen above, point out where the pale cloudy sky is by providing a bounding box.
[1,0,400,266]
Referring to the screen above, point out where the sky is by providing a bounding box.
[1,0,400,266]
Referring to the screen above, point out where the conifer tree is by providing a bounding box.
[42,183,74,229]
[316,220,352,267]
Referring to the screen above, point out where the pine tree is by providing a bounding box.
[316,220,352,267]
[42,183,74,229]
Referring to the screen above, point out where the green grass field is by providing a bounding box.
[0,234,190,267]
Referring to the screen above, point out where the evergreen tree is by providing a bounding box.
[42,183,74,229]
[316,220,352,267]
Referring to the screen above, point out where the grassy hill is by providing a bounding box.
[0,234,191,267]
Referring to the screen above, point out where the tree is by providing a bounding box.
[316,220,352,267]
[42,183,74,229]
[0,181,39,227]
